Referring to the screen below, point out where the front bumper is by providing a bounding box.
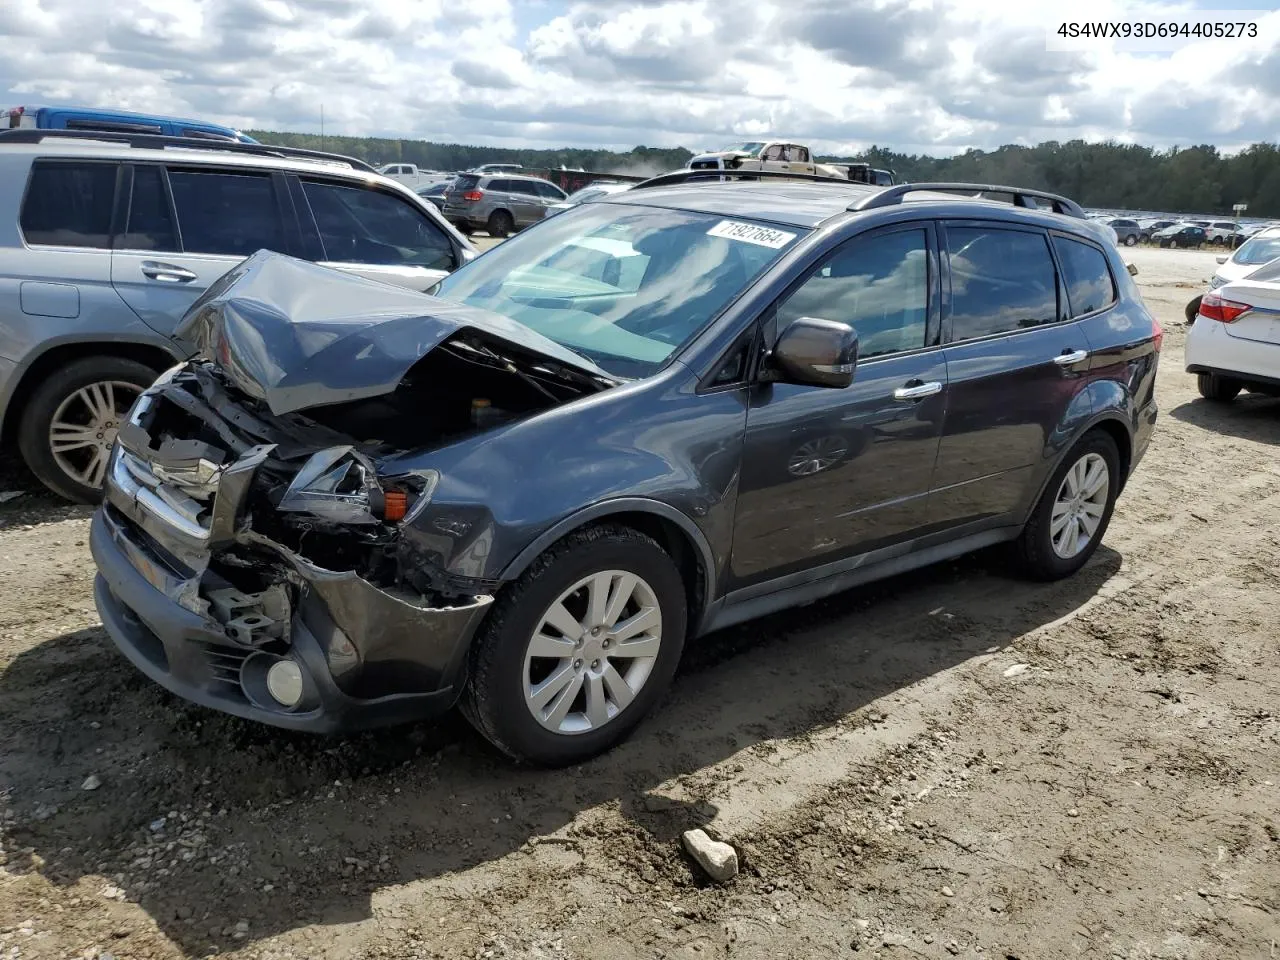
[91,383,495,733]
[92,506,492,732]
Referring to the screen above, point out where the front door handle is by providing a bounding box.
[893,380,943,401]
[1054,349,1089,366]
[141,261,198,284]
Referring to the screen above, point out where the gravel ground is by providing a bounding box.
[1,245,1277,960]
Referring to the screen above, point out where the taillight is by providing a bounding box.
[1151,315,1164,352]
[462,190,484,202]
[1198,291,1251,323]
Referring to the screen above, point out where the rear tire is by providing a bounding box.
[1011,431,1120,582]
[1198,373,1242,402]
[1124,234,1137,246]
[460,524,687,766]
[486,210,514,239]
[17,356,159,504]
[1185,295,1202,324]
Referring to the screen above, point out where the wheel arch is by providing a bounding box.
[499,499,718,637]
[1,339,179,447]
[1021,413,1133,526]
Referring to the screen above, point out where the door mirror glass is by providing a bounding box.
[772,317,858,388]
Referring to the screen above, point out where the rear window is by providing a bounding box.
[167,169,285,257]
[1234,234,1280,265]
[452,174,480,193]
[20,161,117,248]
[1053,235,1116,317]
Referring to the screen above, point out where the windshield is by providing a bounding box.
[433,203,804,378]
[1234,235,1280,265]
[721,141,765,154]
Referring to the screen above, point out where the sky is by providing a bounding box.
[2,0,1280,157]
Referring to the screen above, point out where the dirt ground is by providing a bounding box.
[0,246,1276,960]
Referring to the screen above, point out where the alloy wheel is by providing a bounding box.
[48,380,142,490]
[523,570,663,734]
[1050,452,1110,559]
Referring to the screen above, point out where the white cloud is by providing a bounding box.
[1,0,1278,154]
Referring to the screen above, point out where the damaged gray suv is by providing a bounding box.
[91,173,1160,765]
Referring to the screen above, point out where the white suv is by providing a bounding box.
[0,130,476,502]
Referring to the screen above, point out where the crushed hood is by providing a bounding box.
[174,251,615,416]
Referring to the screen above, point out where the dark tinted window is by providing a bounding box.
[453,174,480,192]
[486,178,512,193]
[510,179,542,196]
[302,180,455,270]
[20,161,116,248]
[778,228,929,360]
[168,170,283,257]
[1053,236,1115,317]
[533,180,565,200]
[947,227,1058,340]
[121,166,177,251]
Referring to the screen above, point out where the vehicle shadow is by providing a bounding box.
[0,545,1123,952]
[1168,392,1280,445]
[0,452,92,529]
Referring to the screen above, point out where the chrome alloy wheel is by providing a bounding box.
[523,570,663,734]
[1050,452,1110,559]
[48,380,143,490]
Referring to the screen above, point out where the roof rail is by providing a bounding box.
[0,129,377,174]
[631,168,873,191]
[851,182,1086,219]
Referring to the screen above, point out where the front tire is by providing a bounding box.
[460,524,687,766]
[1198,373,1242,402]
[17,356,158,503]
[1012,431,1120,581]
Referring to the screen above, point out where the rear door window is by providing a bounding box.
[20,161,118,248]
[120,165,178,252]
[1052,235,1116,317]
[301,180,456,270]
[945,226,1060,341]
[167,169,285,257]
[487,179,511,193]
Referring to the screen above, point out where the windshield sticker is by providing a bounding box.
[706,220,796,249]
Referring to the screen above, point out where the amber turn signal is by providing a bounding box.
[382,490,408,522]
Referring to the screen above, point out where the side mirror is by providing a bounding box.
[772,317,858,388]
[1216,255,1228,265]
[1126,262,1139,276]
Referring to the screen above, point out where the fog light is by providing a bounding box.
[265,659,304,708]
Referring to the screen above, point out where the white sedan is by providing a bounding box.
[1185,256,1280,401]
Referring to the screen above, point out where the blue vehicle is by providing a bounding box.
[6,104,256,143]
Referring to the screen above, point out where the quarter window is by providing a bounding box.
[1052,235,1116,317]
[777,228,929,360]
[302,180,455,270]
[20,161,117,248]
[167,170,284,257]
[946,227,1058,340]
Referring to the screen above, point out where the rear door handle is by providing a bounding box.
[893,380,943,401]
[1054,349,1089,366]
[141,261,198,284]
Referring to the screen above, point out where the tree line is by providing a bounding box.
[248,130,1280,216]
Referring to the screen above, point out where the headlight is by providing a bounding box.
[278,447,439,526]
[279,446,385,525]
